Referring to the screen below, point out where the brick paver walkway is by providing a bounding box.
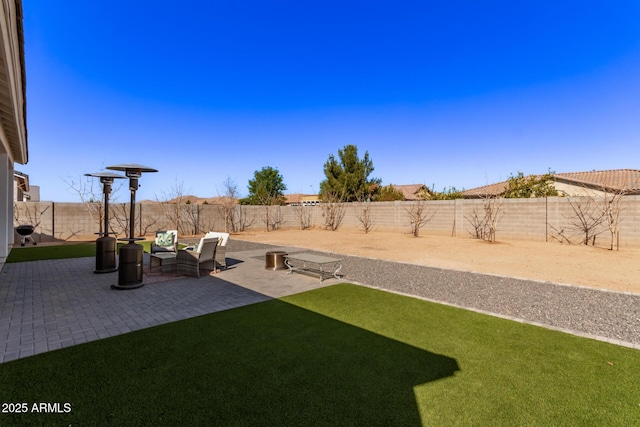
[0,248,336,363]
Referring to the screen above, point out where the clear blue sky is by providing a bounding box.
[22,1,640,202]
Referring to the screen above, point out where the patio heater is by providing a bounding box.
[106,163,158,290]
[84,171,127,274]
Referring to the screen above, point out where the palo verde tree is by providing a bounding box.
[319,144,381,202]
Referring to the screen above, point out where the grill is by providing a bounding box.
[16,225,36,246]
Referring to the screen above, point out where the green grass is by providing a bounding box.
[6,243,97,262]
[6,241,160,263]
[0,284,638,426]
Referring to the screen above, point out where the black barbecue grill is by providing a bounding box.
[16,225,36,246]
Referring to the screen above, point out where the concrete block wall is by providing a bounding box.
[621,195,640,246]
[12,201,55,243]
[13,196,640,248]
[493,197,548,241]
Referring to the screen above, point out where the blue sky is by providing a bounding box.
[22,1,640,202]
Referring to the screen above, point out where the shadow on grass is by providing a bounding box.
[0,291,458,426]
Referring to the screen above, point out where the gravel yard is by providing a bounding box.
[228,236,640,347]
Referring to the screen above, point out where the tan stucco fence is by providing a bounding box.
[12,196,640,248]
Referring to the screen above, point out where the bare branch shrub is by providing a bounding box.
[265,203,284,231]
[465,206,488,240]
[13,202,51,243]
[156,181,196,235]
[293,204,312,230]
[321,191,346,231]
[63,175,105,233]
[233,204,255,232]
[257,194,284,232]
[483,196,504,243]
[464,195,504,242]
[566,197,606,246]
[355,199,375,234]
[405,200,436,237]
[601,191,625,251]
[546,223,571,244]
[217,178,240,233]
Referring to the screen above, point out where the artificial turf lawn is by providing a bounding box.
[0,284,638,426]
[6,241,157,263]
[5,243,96,262]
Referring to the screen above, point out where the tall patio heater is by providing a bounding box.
[84,171,126,273]
[106,163,158,290]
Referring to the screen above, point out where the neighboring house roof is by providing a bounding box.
[391,184,430,200]
[554,169,640,194]
[284,194,319,205]
[285,194,304,204]
[14,170,28,192]
[461,169,640,198]
[461,181,509,198]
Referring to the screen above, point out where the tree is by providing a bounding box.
[320,145,381,202]
[155,180,198,235]
[374,184,405,202]
[504,171,558,198]
[321,190,347,231]
[292,204,312,230]
[464,194,505,242]
[405,200,436,237]
[217,177,240,233]
[246,166,287,206]
[63,174,122,235]
[566,197,605,246]
[601,190,625,251]
[355,195,375,234]
[431,186,465,200]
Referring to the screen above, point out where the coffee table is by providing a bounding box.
[284,253,342,283]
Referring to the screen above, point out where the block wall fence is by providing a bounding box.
[12,196,640,248]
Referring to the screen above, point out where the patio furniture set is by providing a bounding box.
[149,229,343,282]
[149,230,230,278]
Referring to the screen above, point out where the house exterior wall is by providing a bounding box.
[0,0,27,263]
[0,153,11,262]
[554,181,610,197]
[13,195,640,249]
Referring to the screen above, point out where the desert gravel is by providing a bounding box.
[228,239,640,347]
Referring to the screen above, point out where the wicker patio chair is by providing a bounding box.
[176,237,218,278]
[150,230,178,254]
[203,231,230,269]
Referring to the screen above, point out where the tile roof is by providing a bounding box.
[554,169,640,193]
[391,184,430,200]
[284,194,319,204]
[461,169,640,198]
[461,181,509,198]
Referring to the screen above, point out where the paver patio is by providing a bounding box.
[1,241,639,364]
[0,246,338,363]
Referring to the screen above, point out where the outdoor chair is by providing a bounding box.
[176,237,218,278]
[203,231,230,269]
[150,230,178,254]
